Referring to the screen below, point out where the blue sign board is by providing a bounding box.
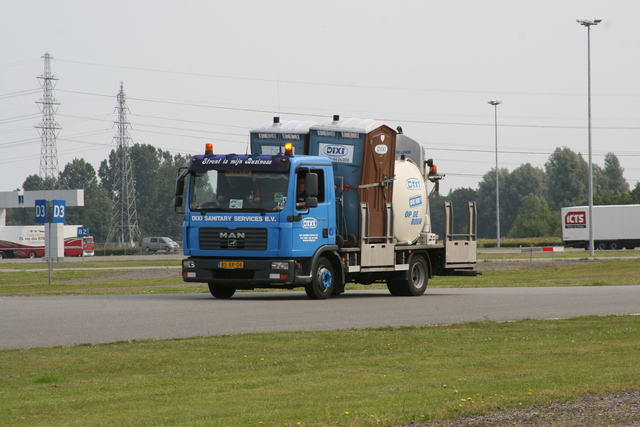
[35,199,48,223]
[51,200,66,223]
[77,227,90,237]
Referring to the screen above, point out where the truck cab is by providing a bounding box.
[176,145,342,299]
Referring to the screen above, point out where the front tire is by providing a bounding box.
[28,251,37,259]
[305,257,334,299]
[208,283,236,299]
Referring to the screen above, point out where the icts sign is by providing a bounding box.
[564,211,586,228]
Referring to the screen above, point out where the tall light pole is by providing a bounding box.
[576,18,601,256]
[488,100,502,248]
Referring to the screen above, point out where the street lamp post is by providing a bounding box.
[488,100,502,248]
[576,18,601,256]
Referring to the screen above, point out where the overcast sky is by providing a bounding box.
[2,1,639,196]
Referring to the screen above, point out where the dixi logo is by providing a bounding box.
[405,178,422,190]
[323,145,348,156]
[302,218,317,229]
[374,144,388,154]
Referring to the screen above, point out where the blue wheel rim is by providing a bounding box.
[320,268,332,289]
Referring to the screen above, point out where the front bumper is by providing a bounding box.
[181,257,312,288]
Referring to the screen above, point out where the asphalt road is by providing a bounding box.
[2,286,639,350]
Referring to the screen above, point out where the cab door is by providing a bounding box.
[290,168,335,257]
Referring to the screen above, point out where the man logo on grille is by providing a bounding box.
[220,232,245,239]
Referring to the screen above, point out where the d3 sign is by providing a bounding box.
[52,200,66,223]
[35,199,48,223]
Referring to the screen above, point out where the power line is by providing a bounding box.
[54,89,640,131]
[53,57,640,98]
[0,113,41,125]
[0,89,41,99]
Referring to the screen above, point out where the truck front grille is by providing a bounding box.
[199,228,267,251]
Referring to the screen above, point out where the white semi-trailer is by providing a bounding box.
[561,204,640,250]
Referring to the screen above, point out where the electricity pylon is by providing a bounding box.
[35,52,61,190]
[105,82,141,248]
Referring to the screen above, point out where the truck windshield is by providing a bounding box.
[190,170,289,212]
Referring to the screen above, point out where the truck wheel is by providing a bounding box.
[610,242,618,250]
[306,257,334,299]
[406,256,428,296]
[387,256,428,296]
[597,242,606,251]
[386,280,404,296]
[0,252,5,259]
[28,251,37,259]
[208,283,236,299]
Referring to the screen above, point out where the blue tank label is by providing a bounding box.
[409,195,423,207]
[406,178,422,190]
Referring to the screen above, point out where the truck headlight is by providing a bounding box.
[183,260,196,268]
[271,261,289,270]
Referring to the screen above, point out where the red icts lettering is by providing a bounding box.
[565,211,586,225]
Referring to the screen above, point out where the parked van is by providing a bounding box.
[143,237,179,253]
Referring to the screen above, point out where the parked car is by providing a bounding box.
[142,237,180,253]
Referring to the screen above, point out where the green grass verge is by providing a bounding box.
[478,248,640,261]
[439,258,640,288]
[0,258,179,270]
[2,258,640,296]
[2,316,638,426]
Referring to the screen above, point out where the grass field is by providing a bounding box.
[1,254,639,296]
[2,316,639,426]
[1,253,639,426]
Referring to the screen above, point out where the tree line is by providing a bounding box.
[7,144,639,243]
[7,144,190,244]
[431,147,640,239]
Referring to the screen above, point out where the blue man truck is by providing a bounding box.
[175,116,477,299]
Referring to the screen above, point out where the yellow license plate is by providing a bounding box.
[219,261,244,268]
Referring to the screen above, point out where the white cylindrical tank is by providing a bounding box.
[392,159,428,243]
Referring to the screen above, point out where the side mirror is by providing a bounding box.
[306,172,318,197]
[174,196,185,214]
[174,167,188,214]
[175,167,188,197]
[305,196,318,208]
